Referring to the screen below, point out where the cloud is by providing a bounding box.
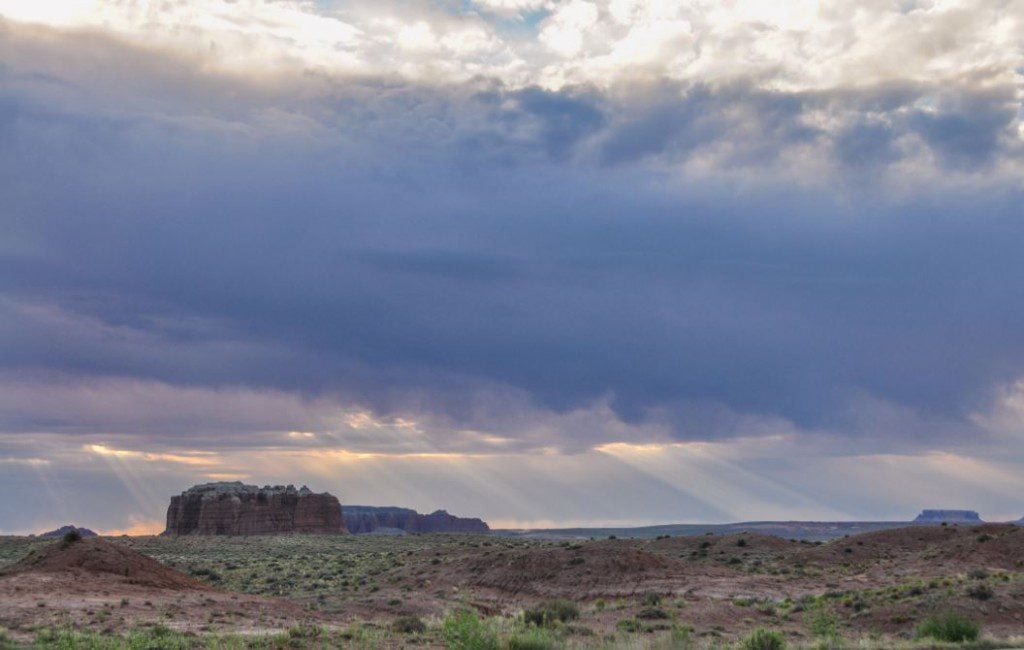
[0,25,1021,441]
[84,444,220,466]
[0,1,1022,528]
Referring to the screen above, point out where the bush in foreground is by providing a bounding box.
[805,601,839,640]
[740,627,786,650]
[441,609,500,650]
[34,626,194,650]
[915,613,980,643]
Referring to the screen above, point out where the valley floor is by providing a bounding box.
[2,524,1024,648]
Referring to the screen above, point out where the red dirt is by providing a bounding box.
[0,538,324,641]
[0,537,206,591]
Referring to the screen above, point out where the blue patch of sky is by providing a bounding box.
[438,0,550,33]
[315,0,547,38]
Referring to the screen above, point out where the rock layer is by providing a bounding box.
[344,505,489,534]
[164,482,345,535]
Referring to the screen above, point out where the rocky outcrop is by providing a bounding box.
[344,505,489,534]
[38,525,97,539]
[164,482,345,535]
[913,509,982,524]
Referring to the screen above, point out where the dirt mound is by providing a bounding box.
[449,542,693,597]
[792,523,1024,572]
[922,524,1024,569]
[0,537,206,590]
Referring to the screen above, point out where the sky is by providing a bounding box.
[1,0,1023,535]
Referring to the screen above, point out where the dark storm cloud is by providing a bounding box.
[596,83,820,165]
[907,93,1018,167]
[1,23,1023,451]
[834,120,899,167]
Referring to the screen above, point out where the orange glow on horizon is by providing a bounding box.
[99,518,165,536]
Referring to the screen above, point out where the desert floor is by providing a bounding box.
[2,524,1024,648]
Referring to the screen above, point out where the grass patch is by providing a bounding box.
[506,626,562,650]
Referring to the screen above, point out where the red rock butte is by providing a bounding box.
[163,482,345,535]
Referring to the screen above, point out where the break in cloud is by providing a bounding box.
[0,0,1023,533]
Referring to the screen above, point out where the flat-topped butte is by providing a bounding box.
[164,481,345,536]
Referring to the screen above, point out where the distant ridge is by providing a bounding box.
[497,511,1000,542]
[38,525,97,539]
[496,520,909,542]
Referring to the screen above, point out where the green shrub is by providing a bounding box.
[62,530,82,545]
[391,615,426,634]
[915,613,980,643]
[660,625,694,649]
[637,607,669,620]
[32,626,197,650]
[441,609,499,650]
[126,625,194,649]
[506,627,561,650]
[966,584,994,600]
[740,628,786,650]
[642,593,662,606]
[616,619,641,633]
[805,602,838,639]
[523,600,579,627]
[286,624,322,640]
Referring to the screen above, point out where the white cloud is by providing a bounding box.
[538,0,599,57]
[2,0,1018,94]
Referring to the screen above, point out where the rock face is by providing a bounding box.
[164,482,345,535]
[39,525,97,539]
[913,509,982,524]
[344,505,489,534]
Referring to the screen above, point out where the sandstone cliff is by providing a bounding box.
[344,505,488,534]
[164,482,345,535]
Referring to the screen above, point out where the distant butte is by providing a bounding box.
[343,505,489,534]
[163,482,345,535]
[913,509,982,524]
